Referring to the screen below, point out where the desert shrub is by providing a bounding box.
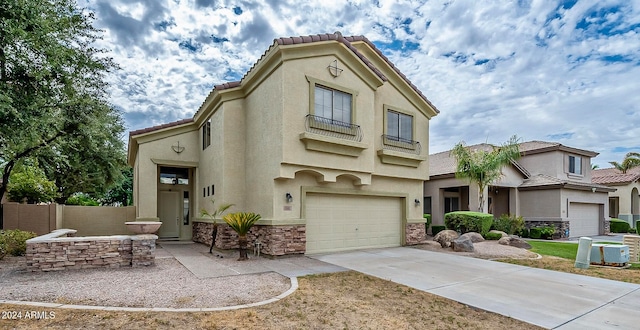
[423,214,432,234]
[491,214,525,235]
[484,232,503,240]
[519,227,530,238]
[431,225,446,236]
[610,218,631,233]
[0,229,37,259]
[529,227,541,239]
[444,211,493,236]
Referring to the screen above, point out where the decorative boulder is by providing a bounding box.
[489,230,508,238]
[460,232,485,243]
[433,230,459,248]
[452,236,475,252]
[498,236,532,249]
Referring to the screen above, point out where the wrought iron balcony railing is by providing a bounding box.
[304,114,363,142]
[382,134,422,155]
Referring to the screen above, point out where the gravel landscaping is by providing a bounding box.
[0,254,290,309]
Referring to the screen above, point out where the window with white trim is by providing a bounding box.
[314,85,352,124]
[386,110,413,142]
[569,155,582,175]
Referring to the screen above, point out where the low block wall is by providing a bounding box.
[26,229,157,272]
[405,223,426,245]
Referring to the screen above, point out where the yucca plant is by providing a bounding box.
[200,200,234,253]
[222,212,261,260]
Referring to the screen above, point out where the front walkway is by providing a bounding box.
[312,247,640,330]
[158,241,346,278]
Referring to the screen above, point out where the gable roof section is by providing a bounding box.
[592,167,640,185]
[518,141,598,157]
[129,118,194,137]
[429,140,599,178]
[194,32,439,122]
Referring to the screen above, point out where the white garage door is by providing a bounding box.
[569,203,600,237]
[305,194,402,254]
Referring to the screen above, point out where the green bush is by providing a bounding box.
[484,232,503,240]
[7,165,57,203]
[0,229,37,259]
[444,211,493,236]
[491,214,525,235]
[519,227,530,238]
[529,227,541,239]
[66,193,100,206]
[540,226,555,239]
[423,214,432,234]
[431,225,446,236]
[610,218,631,233]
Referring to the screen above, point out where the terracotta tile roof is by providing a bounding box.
[520,174,614,191]
[200,32,440,113]
[592,167,640,185]
[518,140,598,157]
[129,118,194,137]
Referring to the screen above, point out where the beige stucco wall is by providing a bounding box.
[519,189,562,219]
[518,151,593,183]
[561,189,610,220]
[61,205,136,236]
[133,128,199,221]
[608,182,640,221]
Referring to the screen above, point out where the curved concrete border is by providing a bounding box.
[0,277,298,312]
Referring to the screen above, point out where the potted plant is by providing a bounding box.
[200,200,234,253]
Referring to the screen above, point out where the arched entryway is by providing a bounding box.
[632,187,639,223]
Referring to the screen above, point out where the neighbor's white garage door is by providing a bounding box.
[305,194,402,254]
[569,203,600,237]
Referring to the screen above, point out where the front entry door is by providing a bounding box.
[158,191,180,238]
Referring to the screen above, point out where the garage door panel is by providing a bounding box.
[305,194,402,254]
[569,203,600,237]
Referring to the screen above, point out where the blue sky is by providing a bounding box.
[83,0,640,167]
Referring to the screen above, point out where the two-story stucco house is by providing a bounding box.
[424,141,614,238]
[127,32,439,255]
[592,166,640,227]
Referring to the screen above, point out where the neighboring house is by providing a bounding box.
[424,141,615,238]
[127,32,439,255]
[592,167,640,227]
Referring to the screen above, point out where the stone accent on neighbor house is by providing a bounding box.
[524,220,570,239]
[193,222,306,256]
[405,223,426,245]
[25,229,157,272]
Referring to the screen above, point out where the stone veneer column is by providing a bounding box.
[131,234,158,267]
[405,223,426,245]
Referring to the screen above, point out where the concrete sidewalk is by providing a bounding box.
[158,242,346,279]
[312,247,640,330]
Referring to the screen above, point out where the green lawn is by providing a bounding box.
[528,241,578,259]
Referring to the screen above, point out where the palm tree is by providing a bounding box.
[223,212,261,260]
[609,152,640,174]
[451,135,521,212]
[200,200,234,253]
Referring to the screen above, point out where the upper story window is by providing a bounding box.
[314,85,352,124]
[202,119,211,149]
[569,155,582,175]
[386,110,413,143]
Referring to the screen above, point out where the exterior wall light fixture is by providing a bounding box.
[414,198,420,206]
[286,193,293,203]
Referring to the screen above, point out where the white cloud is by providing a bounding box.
[84,0,640,166]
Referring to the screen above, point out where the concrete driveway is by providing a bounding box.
[312,247,640,330]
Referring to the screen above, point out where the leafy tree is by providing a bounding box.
[451,135,521,212]
[0,0,119,209]
[609,152,640,174]
[100,167,133,206]
[7,164,57,203]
